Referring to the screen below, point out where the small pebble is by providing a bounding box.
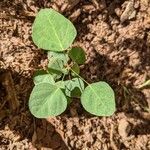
[118,118,131,139]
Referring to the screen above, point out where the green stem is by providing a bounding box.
[46,68,52,75]
[61,73,66,81]
[70,68,90,85]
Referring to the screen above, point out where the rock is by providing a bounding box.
[118,119,131,139]
[120,1,136,23]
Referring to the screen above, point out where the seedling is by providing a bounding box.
[29,8,116,118]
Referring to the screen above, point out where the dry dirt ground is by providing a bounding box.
[0,0,150,149]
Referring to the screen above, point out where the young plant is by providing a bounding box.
[29,8,116,118]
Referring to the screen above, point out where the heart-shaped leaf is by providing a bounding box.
[33,70,55,85]
[69,47,86,64]
[48,51,69,64]
[81,82,115,116]
[48,51,69,75]
[29,83,67,118]
[32,9,77,51]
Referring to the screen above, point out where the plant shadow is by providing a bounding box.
[0,70,69,150]
[64,35,150,136]
[131,120,150,136]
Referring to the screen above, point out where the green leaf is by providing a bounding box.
[48,51,69,75]
[48,59,67,74]
[48,51,69,64]
[32,8,77,51]
[69,47,86,64]
[55,78,84,97]
[55,81,65,89]
[48,70,62,80]
[29,83,67,118]
[71,87,82,98]
[71,63,80,76]
[33,70,55,85]
[64,78,84,97]
[81,82,115,116]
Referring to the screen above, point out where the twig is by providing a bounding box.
[0,100,7,110]
[67,0,80,11]
[0,71,19,111]
[110,124,118,150]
